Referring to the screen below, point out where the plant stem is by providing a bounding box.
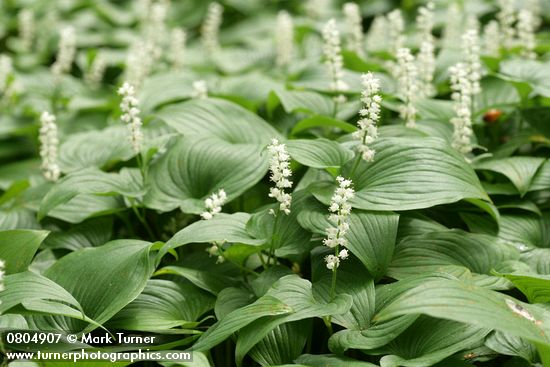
[268,209,281,266]
[130,199,155,239]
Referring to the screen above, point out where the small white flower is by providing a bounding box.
[276,11,294,67]
[325,254,340,270]
[352,72,381,162]
[387,9,405,54]
[517,9,537,59]
[449,63,474,155]
[395,48,419,128]
[201,189,227,220]
[192,80,208,99]
[483,21,501,57]
[18,9,35,52]
[85,52,107,88]
[170,28,187,71]
[39,111,61,182]
[416,2,435,39]
[497,0,516,50]
[322,19,348,103]
[323,176,354,252]
[343,3,364,56]
[118,82,143,154]
[201,2,223,54]
[338,249,349,260]
[267,138,293,215]
[51,26,76,83]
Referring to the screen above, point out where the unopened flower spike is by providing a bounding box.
[322,19,348,104]
[39,111,61,182]
[267,138,293,215]
[352,72,381,162]
[449,63,473,156]
[201,189,227,220]
[202,2,223,54]
[396,48,419,128]
[51,26,76,83]
[387,9,405,54]
[118,82,143,154]
[323,176,354,270]
[170,28,187,70]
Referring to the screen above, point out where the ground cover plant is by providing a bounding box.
[0,0,550,366]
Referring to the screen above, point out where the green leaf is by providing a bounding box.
[498,213,550,248]
[485,331,538,363]
[474,76,520,114]
[530,160,550,192]
[0,229,49,274]
[32,239,153,332]
[290,115,357,136]
[139,72,196,113]
[499,60,550,98]
[286,139,354,169]
[155,266,239,295]
[312,137,490,212]
[144,136,268,212]
[497,273,550,303]
[374,278,550,347]
[388,230,519,284]
[521,249,550,274]
[270,89,334,116]
[235,275,352,366]
[37,168,143,220]
[294,354,379,367]
[375,316,490,367]
[108,279,215,332]
[156,98,280,145]
[475,157,546,196]
[522,107,550,139]
[42,217,113,251]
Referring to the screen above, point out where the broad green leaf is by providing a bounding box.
[294,354,379,367]
[498,273,550,303]
[270,89,334,116]
[139,72,196,113]
[155,266,239,295]
[485,331,538,364]
[475,157,546,196]
[290,115,357,136]
[375,316,490,367]
[156,98,280,145]
[144,136,268,212]
[160,213,263,261]
[191,296,293,352]
[313,137,490,212]
[474,76,520,114]
[374,278,550,347]
[500,60,550,98]
[521,249,550,274]
[530,160,550,192]
[298,200,399,279]
[389,230,519,283]
[58,126,133,172]
[235,275,352,366]
[42,217,113,251]
[415,99,455,121]
[249,320,311,366]
[286,138,354,169]
[498,213,550,248]
[37,168,143,220]
[108,279,215,332]
[522,107,550,139]
[0,229,49,274]
[32,239,153,332]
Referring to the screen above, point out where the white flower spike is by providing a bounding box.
[51,26,76,83]
[170,28,187,71]
[449,63,474,156]
[267,138,293,215]
[352,72,381,162]
[322,19,349,103]
[396,48,419,128]
[85,52,107,88]
[118,82,143,154]
[517,9,537,59]
[343,3,364,56]
[276,11,294,67]
[202,2,223,54]
[39,111,61,182]
[201,189,227,220]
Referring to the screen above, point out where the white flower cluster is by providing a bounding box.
[449,63,474,155]
[497,0,516,50]
[343,3,364,56]
[267,138,293,215]
[51,26,76,83]
[323,176,354,270]
[322,19,348,103]
[461,29,482,97]
[387,9,405,54]
[483,21,501,57]
[527,0,542,28]
[192,80,208,99]
[416,2,436,97]
[170,28,187,71]
[396,48,419,128]
[276,11,294,67]
[352,72,381,162]
[201,2,223,54]
[366,16,388,52]
[201,189,227,220]
[517,9,537,59]
[143,0,169,63]
[118,82,143,154]
[39,111,61,182]
[85,53,107,88]
[18,9,35,51]
[206,244,225,264]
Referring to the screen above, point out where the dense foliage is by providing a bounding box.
[1,0,550,366]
